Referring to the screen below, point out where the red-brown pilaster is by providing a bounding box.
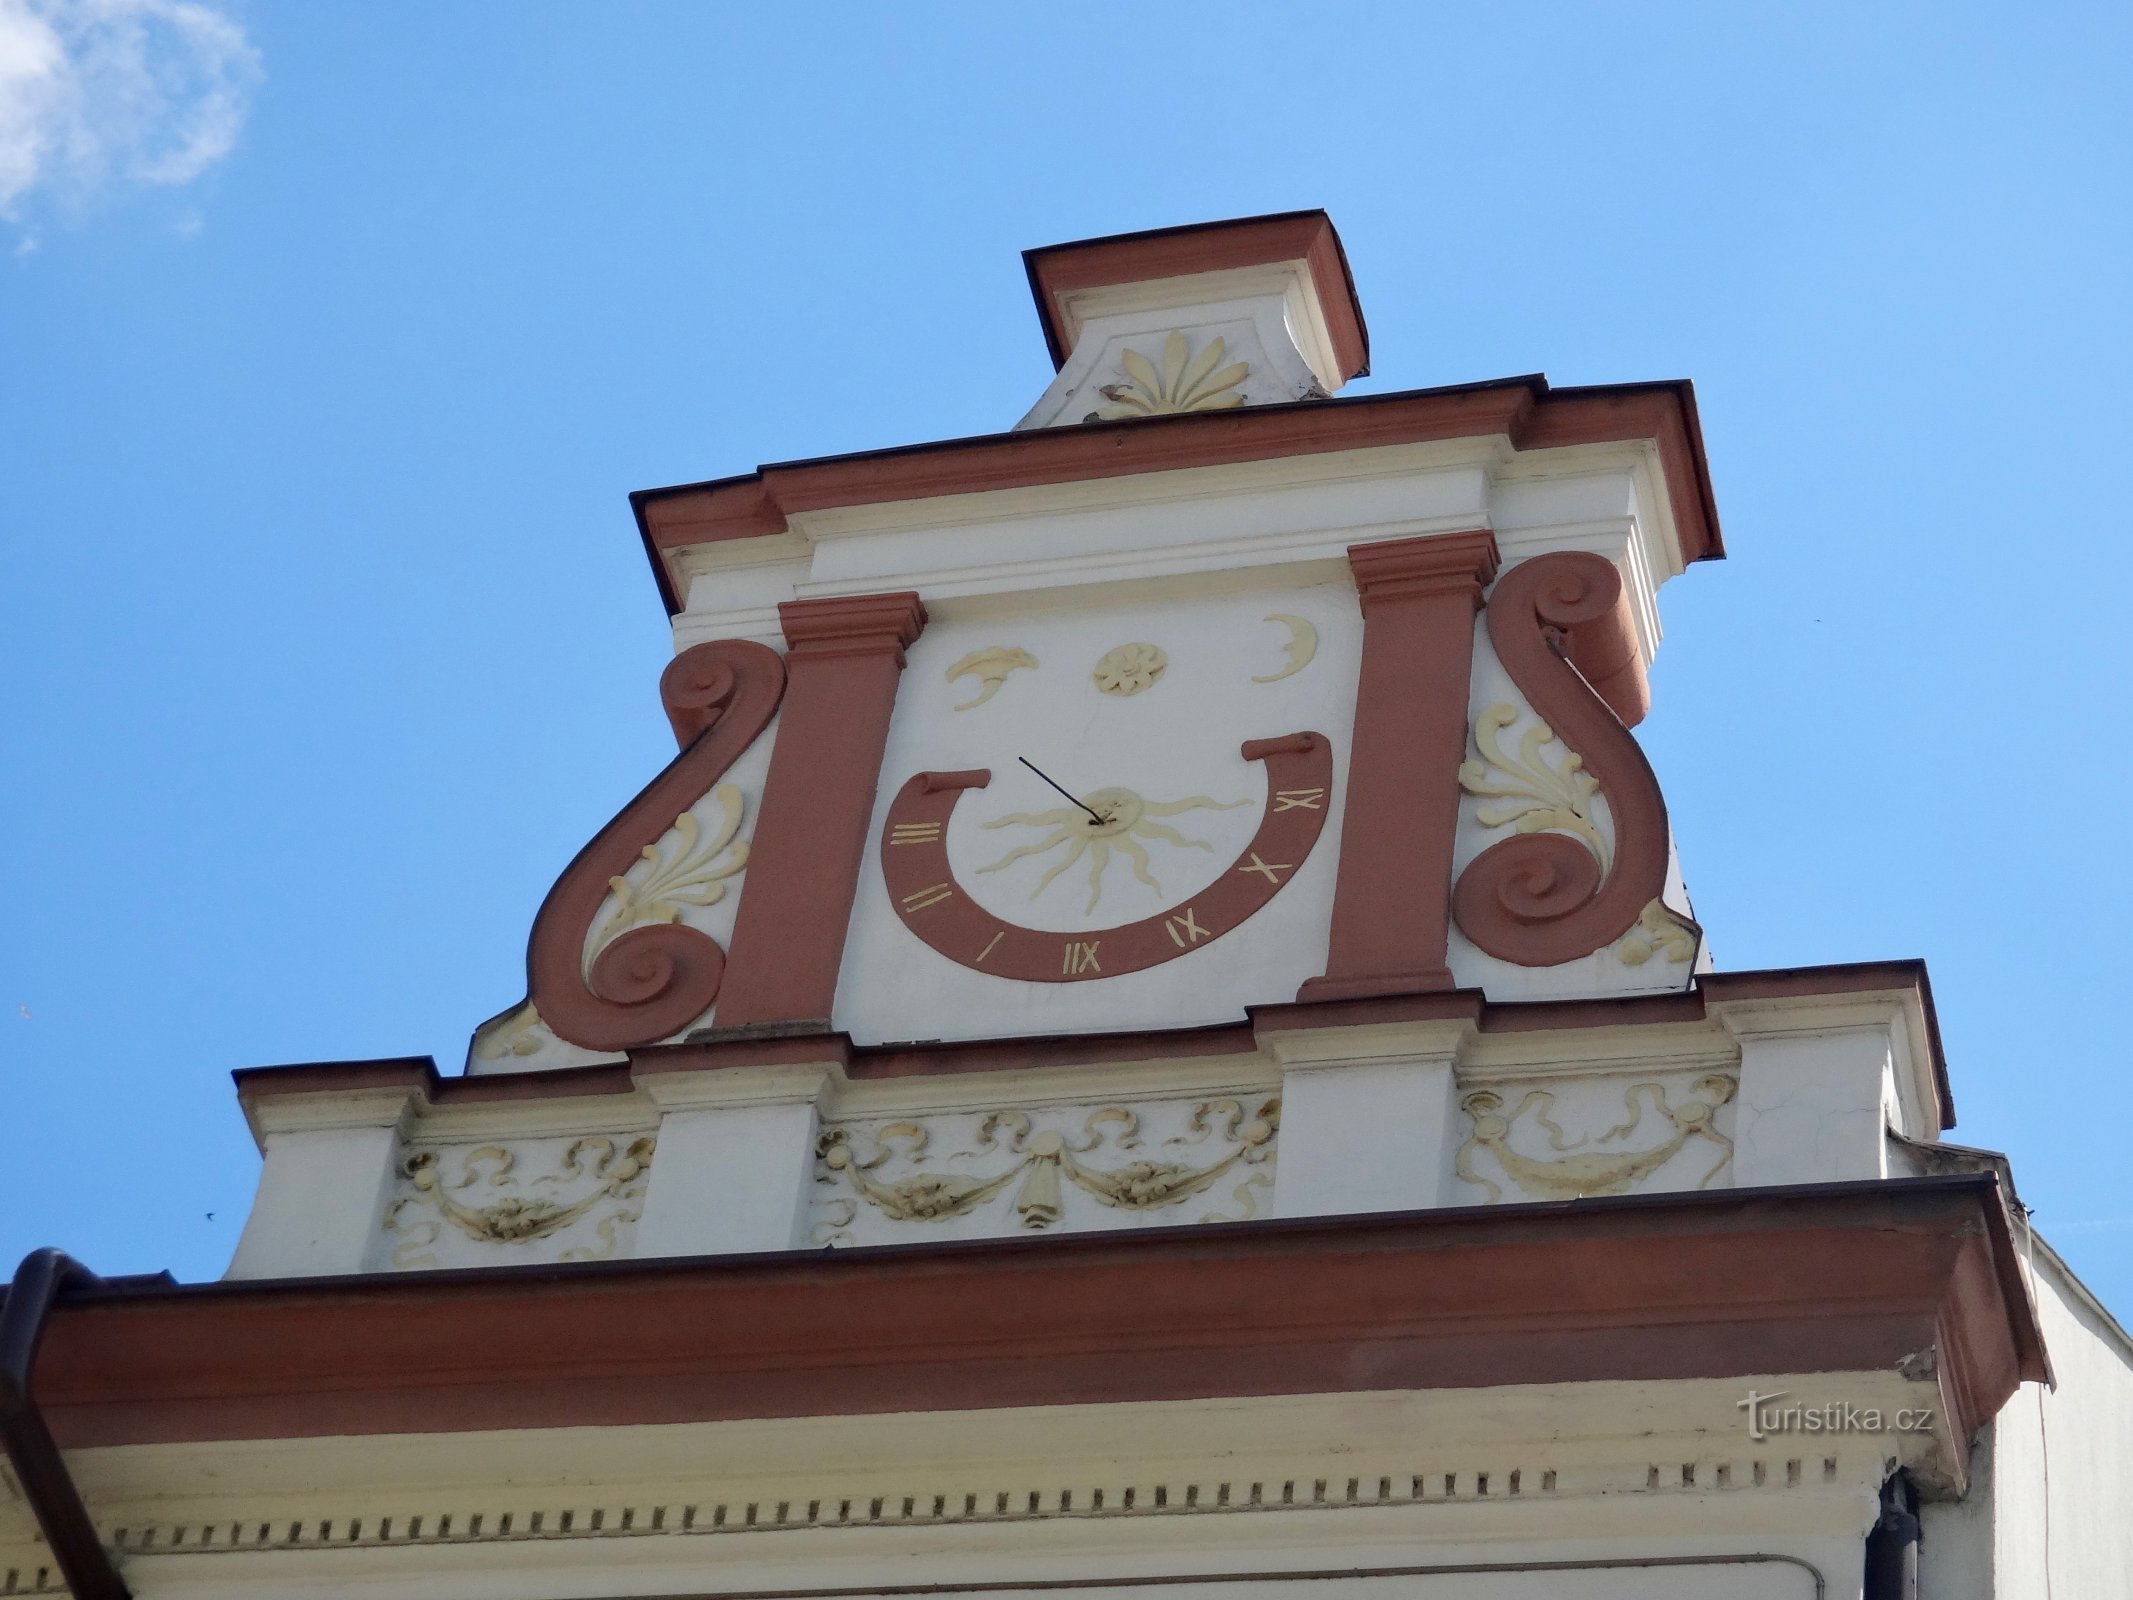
[1299,530,1500,1002]
[715,592,927,1028]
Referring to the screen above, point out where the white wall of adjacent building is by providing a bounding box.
[1924,1235,2133,1599]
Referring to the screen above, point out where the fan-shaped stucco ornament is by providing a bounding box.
[1090,331,1250,420]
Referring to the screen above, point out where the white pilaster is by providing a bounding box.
[224,1086,417,1280]
[1713,1004,1902,1187]
[634,1062,840,1256]
[1266,1019,1472,1217]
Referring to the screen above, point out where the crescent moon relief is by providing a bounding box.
[946,646,1037,711]
[1251,614,1318,683]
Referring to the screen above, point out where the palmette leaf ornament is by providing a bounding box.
[585,783,749,968]
[1462,706,1700,970]
[1091,330,1250,420]
[1459,703,1611,872]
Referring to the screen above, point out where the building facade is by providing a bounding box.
[5,211,2128,1599]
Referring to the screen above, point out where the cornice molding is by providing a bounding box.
[632,380,1721,616]
[36,1177,2044,1480]
[234,963,1954,1129]
[1023,210,1369,380]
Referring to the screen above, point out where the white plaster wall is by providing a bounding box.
[634,1066,828,1256]
[791,458,1491,607]
[60,1373,1927,1597]
[1921,1426,1997,1600]
[109,1512,1863,1600]
[834,578,1361,1045]
[225,1119,404,1280]
[1926,1236,2133,1600]
[742,449,1682,653]
[1276,1056,1461,1216]
[674,550,809,649]
[1728,1027,1895,1187]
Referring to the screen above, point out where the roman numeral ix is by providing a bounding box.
[1165,908,1210,947]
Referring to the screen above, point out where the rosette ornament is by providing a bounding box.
[1451,552,1669,967]
[526,640,786,1050]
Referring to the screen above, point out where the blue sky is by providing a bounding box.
[4,1,2130,1313]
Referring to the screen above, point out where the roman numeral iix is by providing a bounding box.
[1061,941,1102,975]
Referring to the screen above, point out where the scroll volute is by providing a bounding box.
[1452,552,1669,967]
[525,640,786,1051]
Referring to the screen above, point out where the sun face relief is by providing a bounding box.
[978,785,1250,914]
[880,734,1334,983]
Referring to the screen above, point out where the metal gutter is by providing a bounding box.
[1,1249,153,1600]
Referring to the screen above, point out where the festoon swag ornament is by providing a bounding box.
[815,1097,1279,1236]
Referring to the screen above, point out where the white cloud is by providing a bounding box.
[0,0,260,221]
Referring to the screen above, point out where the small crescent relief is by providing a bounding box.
[946,646,1037,711]
[1251,614,1318,683]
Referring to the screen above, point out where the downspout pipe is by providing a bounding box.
[1863,1468,1921,1600]
[0,1249,139,1600]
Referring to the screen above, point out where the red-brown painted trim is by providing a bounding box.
[524,641,787,1051]
[30,1178,2043,1453]
[632,1035,855,1075]
[1021,210,1370,380]
[1300,532,1499,1003]
[1452,552,1671,968]
[640,1023,1264,1084]
[713,594,928,1029]
[878,736,1333,983]
[844,1023,1261,1082]
[234,1056,639,1113]
[1524,385,1724,583]
[234,1054,440,1101]
[238,960,1954,1131]
[628,377,1723,617]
